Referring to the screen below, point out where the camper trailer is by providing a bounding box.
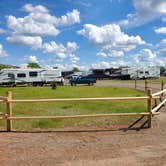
[0,68,64,86]
[121,67,160,79]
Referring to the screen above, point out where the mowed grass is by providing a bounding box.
[0,86,147,130]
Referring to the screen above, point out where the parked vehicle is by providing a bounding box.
[0,68,64,86]
[121,67,160,80]
[69,76,96,86]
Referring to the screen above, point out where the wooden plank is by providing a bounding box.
[152,89,166,97]
[6,112,159,120]
[9,96,150,103]
[151,98,166,113]
[0,96,7,99]
[6,91,12,132]
[147,89,152,128]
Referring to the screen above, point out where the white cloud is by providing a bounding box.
[28,55,39,63]
[156,39,166,55]
[155,57,166,66]
[56,9,80,26]
[132,49,156,64]
[155,27,166,34]
[53,63,85,71]
[78,24,145,58]
[96,52,107,58]
[92,61,110,69]
[42,41,79,61]
[7,14,59,37]
[0,44,8,57]
[97,50,124,58]
[23,3,48,13]
[7,35,42,49]
[20,64,28,69]
[119,0,166,28]
[69,54,80,63]
[6,4,80,48]
[78,24,144,45]
[92,60,128,69]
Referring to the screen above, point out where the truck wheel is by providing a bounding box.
[40,83,44,86]
[33,83,37,87]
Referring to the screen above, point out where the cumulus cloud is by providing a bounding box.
[155,27,166,34]
[28,55,39,63]
[156,39,166,55]
[119,0,166,28]
[69,54,80,63]
[0,44,8,57]
[42,41,79,61]
[97,50,124,58]
[78,24,145,58]
[53,63,85,71]
[7,15,59,37]
[55,9,80,26]
[132,49,156,64]
[92,60,128,69]
[7,35,42,49]
[6,4,80,49]
[23,3,48,13]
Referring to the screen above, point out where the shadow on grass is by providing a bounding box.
[0,115,150,133]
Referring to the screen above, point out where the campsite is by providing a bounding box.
[1,0,166,165]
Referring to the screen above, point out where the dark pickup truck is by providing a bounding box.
[69,76,96,86]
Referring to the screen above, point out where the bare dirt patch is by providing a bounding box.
[0,108,166,166]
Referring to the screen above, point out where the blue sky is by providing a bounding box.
[0,0,166,70]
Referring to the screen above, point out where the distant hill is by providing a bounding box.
[0,64,19,70]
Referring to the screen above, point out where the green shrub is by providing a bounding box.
[51,81,57,90]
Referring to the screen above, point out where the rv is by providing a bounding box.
[121,67,160,79]
[0,68,64,86]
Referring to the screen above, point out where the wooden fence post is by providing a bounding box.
[147,89,152,128]
[161,80,164,97]
[135,79,137,89]
[6,91,12,132]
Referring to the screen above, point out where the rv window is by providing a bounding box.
[29,72,38,77]
[8,73,15,79]
[140,71,143,74]
[17,73,26,78]
[145,71,149,74]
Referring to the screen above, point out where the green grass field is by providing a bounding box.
[0,86,147,130]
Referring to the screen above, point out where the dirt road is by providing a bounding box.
[0,108,166,166]
[0,80,166,166]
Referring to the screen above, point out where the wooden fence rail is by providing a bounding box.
[0,88,165,132]
[134,79,165,93]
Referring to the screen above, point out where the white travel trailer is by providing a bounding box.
[0,68,64,86]
[121,67,160,79]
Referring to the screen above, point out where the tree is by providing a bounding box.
[160,66,166,75]
[72,67,80,72]
[27,63,41,68]
[0,64,18,70]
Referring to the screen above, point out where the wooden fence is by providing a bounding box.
[134,79,165,93]
[0,88,165,132]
